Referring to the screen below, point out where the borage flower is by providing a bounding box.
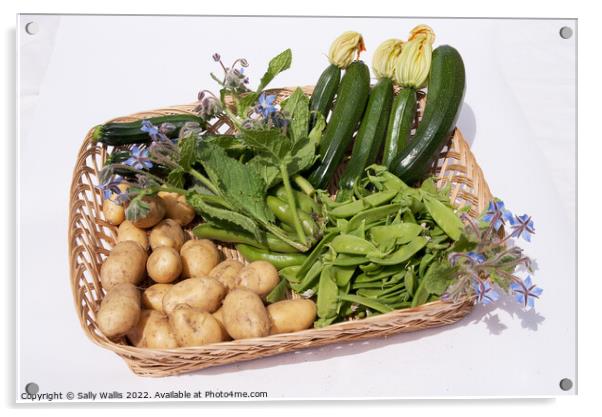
[511,214,535,242]
[124,145,153,170]
[467,251,486,264]
[472,278,500,305]
[257,94,277,119]
[483,199,515,231]
[97,175,124,200]
[510,275,543,309]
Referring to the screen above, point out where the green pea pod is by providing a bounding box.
[265,233,301,253]
[418,252,436,277]
[347,204,403,231]
[266,279,289,303]
[235,244,307,269]
[333,254,371,267]
[275,186,319,214]
[193,224,268,249]
[279,265,302,284]
[331,234,378,255]
[295,231,337,280]
[404,267,416,297]
[292,259,323,293]
[328,190,397,218]
[369,236,428,265]
[422,194,464,241]
[411,279,431,307]
[370,223,424,246]
[267,195,318,238]
[317,266,339,321]
[333,265,356,287]
[339,294,393,314]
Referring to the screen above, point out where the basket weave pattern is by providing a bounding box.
[68,88,492,377]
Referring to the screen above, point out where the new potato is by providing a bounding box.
[146,247,182,284]
[142,283,173,313]
[102,198,125,226]
[149,219,185,251]
[97,283,141,338]
[212,307,232,341]
[127,309,178,349]
[209,259,244,291]
[222,288,270,340]
[100,241,148,290]
[117,220,149,250]
[158,191,195,226]
[168,304,225,347]
[267,299,317,335]
[162,277,226,315]
[131,196,166,229]
[180,240,220,278]
[238,261,279,297]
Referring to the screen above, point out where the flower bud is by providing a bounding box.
[372,38,404,80]
[394,25,436,88]
[328,31,365,69]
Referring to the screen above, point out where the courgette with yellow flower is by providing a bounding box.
[382,25,435,168]
[308,32,365,131]
[391,45,466,183]
[336,40,399,199]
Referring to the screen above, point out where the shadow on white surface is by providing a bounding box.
[457,102,476,147]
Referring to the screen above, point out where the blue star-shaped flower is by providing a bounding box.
[483,199,515,230]
[467,251,486,264]
[96,175,124,200]
[124,145,153,170]
[472,278,500,305]
[257,93,277,119]
[511,214,535,242]
[510,275,543,309]
[140,120,161,140]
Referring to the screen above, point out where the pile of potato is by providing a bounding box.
[97,192,317,349]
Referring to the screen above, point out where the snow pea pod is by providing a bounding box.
[422,194,464,241]
[333,254,371,266]
[292,259,323,293]
[235,244,307,269]
[275,185,319,214]
[328,190,397,218]
[339,294,393,314]
[404,267,416,297]
[296,231,337,279]
[411,279,431,307]
[346,204,403,231]
[331,234,378,255]
[333,265,356,287]
[267,195,318,238]
[370,223,424,246]
[317,266,339,321]
[369,236,428,265]
[279,265,302,284]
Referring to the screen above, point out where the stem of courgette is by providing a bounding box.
[382,88,417,168]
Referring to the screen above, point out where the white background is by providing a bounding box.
[2,0,599,415]
[16,14,575,399]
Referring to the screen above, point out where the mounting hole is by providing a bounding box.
[25,21,39,35]
[559,378,573,391]
[25,382,39,395]
[559,26,573,39]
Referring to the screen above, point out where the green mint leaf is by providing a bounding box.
[287,138,317,177]
[238,127,292,164]
[308,112,326,146]
[247,155,280,188]
[187,193,262,240]
[257,49,292,92]
[237,92,260,117]
[178,133,197,171]
[281,87,309,142]
[197,142,274,223]
[423,260,457,295]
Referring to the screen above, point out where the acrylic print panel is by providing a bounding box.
[17,14,576,400]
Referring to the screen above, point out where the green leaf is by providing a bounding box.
[247,156,280,188]
[238,127,292,165]
[281,87,309,142]
[178,133,197,171]
[257,49,292,92]
[422,194,465,241]
[308,113,326,145]
[422,261,457,295]
[237,92,260,117]
[166,168,185,189]
[187,193,262,240]
[197,142,274,223]
[287,138,317,176]
[266,278,289,303]
[125,196,150,222]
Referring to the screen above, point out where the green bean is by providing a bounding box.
[369,236,428,265]
[346,204,403,231]
[328,190,397,218]
[235,244,307,269]
[331,234,378,255]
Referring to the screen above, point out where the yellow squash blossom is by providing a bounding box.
[394,25,436,88]
[372,38,404,80]
[328,31,366,69]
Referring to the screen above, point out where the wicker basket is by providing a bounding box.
[68,87,493,377]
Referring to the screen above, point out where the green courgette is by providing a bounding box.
[382,88,417,168]
[308,61,370,189]
[93,114,206,146]
[308,64,341,130]
[391,45,465,184]
[337,78,393,199]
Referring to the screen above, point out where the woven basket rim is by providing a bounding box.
[68,88,493,376]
